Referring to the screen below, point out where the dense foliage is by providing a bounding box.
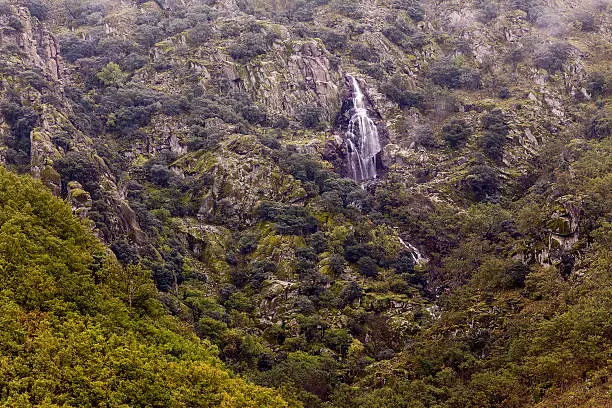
[0,168,292,407]
[0,0,610,406]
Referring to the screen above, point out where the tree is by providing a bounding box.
[188,22,213,44]
[571,8,596,32]
[23,0,48,20]
[339,282,363,306]
[107,262,155,309]
[442,119,472,148]
[463,165,499,202]
[0,167,291,404]
[329,254,346,276]
[351,44,378,62]
[394,252,415,274]
[149,164,172,186]
[381,76,424,109]
[228,33,268,62]
[55,151,101,193]
[585,71,607,97]
[97,62,128,87]
[479,110,509,160]
[59,35,97,62]
[412,124,435,148]
[0,1,12,15]
[256,201,319,235]
[323,328,353,354]
[430,59,481,89]
[586,113,612,140]
[238,232,259,254]
[357,256,378,278]
[430,60,461,88]
[0,101,37,167]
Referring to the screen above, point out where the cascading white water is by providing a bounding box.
[345,75,381,182]
[344,77,424,263]
[398,236,425,265]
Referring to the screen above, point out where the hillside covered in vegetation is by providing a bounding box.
[0,167,292,406]
[0,0,610,406]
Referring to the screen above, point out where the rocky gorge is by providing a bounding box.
[0,0,610,406]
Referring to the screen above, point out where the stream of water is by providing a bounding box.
[398,236,426,264]
[344,76,424,263]
[345,75,382,182]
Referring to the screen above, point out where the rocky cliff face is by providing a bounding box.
[0,6,61,79]
[241,38,343,122]
[0,6,63,173]
[0,6,146,245]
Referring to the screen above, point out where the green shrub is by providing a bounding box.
[344,243,375,263]
[7,14,23,30]
[97,62,128,87]
[55,151,101,193]
[136,24,164,47]
[351,44,379,63]
[430,60,481,89]
[294,296,316,314]
[412,124,435,148]
[231,92,267,125]
[394,252,415,274]
[323,328,353,354]
[299,104,323,129]
[21,69,48,91]
[259,133,282,149]
[298,270,330,299]
[329,254,346,276]
[190,96,241,124]
[357,256,378,278]
[571,8,596,32]
[188,22,213,44]
[534,41,573,73]
[188,125,221,151]
[256,201,319,235]
[318,29,348,52]
[392,0,425,21]
[0,1,12,15]
[1,101,37,169]
[332,0,363,19]
[407,4,425,21]
[339,282,363,306]
[355,61,385,79]
[22,0,48,20]
[474,0,499,22]
[59,35,97,62]
[382,26,406,46]
[229,32,268,62]
[238,232,259,254]
[586,113,612,140]
[442,119,472,148]
[463,165,499,202]
[585,71,608,97]
[287,0,318,21]
[479,110,508,160]
[0,100,37,162]
[295,246,318,274]
[381,76,424,109]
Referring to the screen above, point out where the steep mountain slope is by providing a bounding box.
[0,167,292,406]
[0,0,610,406]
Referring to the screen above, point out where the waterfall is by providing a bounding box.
[345,75,382,182]
[398,236,426,265]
